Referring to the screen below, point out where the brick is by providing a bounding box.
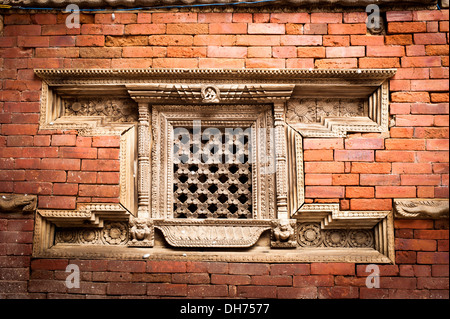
[2,124,39,136]
[416,151,449,163]
[229,263,269,276]
[332,174,359,185]
[52,183,78,196]
[305,174,333,185]
[272,46,297,58]
[211,274,251,285]
[237,286,277,298]
[417,252,449,264]
[123,46,164,58]
[392,163,432,174]
[280,35,322,46]
[270,13,310,23]
[303,23,327,35]
[209,23,247,34]
[147,283,187,296]
[304,162,345,173]
[385,34,413,45]
[349,199,392,211]
[410,103,449,114]
[345,138,384,150]
[335,150,374,162]
[248,23,285,34]
[304,138,344,150]
[31,259,68,271]
[286,59,315,68]
[251,275,292,286]
[75,35,105,47]
[80,159,120,172]
[49,36,76,47]
[316,58,358,69]
[346,187,375,198]
[401,174,441,186]
[323,35,349,47]
[395,115,434,126]
[385,139,426,150]
[107,260,146,273]
[406,45,426,56]
[79,47,122,58]
[432,265,450,277]
[97,148,120,160]
[415,230,449,240]
[166,23,208,35]
[193,35,236,46]
[297,47,326,58]
[207,46,246,58]
[417,277,449,290]
[375,186,416,198]
[38,196,76,210]
[28,280,67,293]
[380,277,416,289]
[147,261,186,273]
[17,36,49,48]
[124,24,165,35]
[105,35,148,47]
[188,285,228,297]
[26,170,66,182]
[386,11,413,22]
[60,147,97,159]
[311,263,355,276]
[4,25,41,36]
[152,12,196,23]
[246,58,285,69]
[293,275,334,287]
[402,56,442,68]
[388,22,426,33]
[278,287,318,299]
[311,12,342,23]
[40,158,80,171]
[199,58,244,69]
[79,185,119,198]
[413,10,450,21]
[414,127,449,139]
[154,58,198,69]
[326,46,365,58]
[67,171,96,184]
[359,58,400,68]
[107,282,146,295]
[270,264,310,276]
[304,150,334,161]
[318,286,359,299]
[395,238,437,251]
[414,33,447,45]
[351,163,391,174]
[247,46,271,57]
[430,67,450,79]
[328,23,366,34]
[411,79,449,92]
[35,48,79,58]
[305,186,345,198]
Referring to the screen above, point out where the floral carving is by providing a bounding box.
[65,98,138,123]
[103,222,128,245]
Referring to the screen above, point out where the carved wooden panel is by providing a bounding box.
[32,68,396,263]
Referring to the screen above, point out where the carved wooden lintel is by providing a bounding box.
[0,194,37,213]
[394,199,449,219]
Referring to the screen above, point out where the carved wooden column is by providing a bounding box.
[137,103,151,219]
[273,102,289,220]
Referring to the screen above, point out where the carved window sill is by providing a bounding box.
[33,68,396,263]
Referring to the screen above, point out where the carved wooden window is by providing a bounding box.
[33,69,396,263]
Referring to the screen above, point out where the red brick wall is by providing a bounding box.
[0,7,449,299]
